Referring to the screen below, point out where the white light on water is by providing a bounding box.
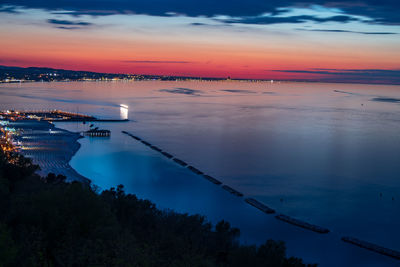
[120,104,128,120]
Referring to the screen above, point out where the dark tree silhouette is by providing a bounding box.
[0,150,316,266]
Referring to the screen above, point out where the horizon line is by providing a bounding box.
[1,64,400,86]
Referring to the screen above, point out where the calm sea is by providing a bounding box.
[1,81,399,266]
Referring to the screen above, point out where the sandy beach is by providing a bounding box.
[7,120,90,184]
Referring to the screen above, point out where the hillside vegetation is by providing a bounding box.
[0,150,316,266]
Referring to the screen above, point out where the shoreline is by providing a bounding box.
[7,120,90,184]
[6,119,400,264]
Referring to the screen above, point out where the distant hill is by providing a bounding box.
[0,65,225,82]
[0,65,133,82]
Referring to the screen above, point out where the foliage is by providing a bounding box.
[0,150,316,266]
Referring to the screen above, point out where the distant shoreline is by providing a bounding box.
[1,79,400,87]
[1,65,400,86]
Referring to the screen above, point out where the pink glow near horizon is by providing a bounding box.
[0,5,399,81]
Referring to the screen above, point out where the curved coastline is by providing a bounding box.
[11,120,91,184]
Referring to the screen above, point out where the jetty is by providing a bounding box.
[245,198,275,214]
[275,214,329,234]
[222,185,243,197]
[342,237,400,260]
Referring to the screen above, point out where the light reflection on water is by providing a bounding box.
[119,104,128,120]
[1,81,400,266]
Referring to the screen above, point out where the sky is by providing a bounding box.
[0,0,399,83]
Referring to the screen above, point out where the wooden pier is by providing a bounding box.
[84,129,110,137]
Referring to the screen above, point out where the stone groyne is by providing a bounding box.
[275,214,329,234]
[245,198,275,214]
[342,237,400,260]
[121,131,330,231]
[121,131,334,235]
[222,185,244,197]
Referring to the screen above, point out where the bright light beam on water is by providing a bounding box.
[120,104,128,120]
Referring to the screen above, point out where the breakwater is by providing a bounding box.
[202,175,222,185]
[222,185,244,197]
[119,130,400,260]
[173,158,188,167]
[342,237,400,260]
[245,198,275,214]
[121,130,330,233]
[188,165,204,175]
[276,214,329,234]
[121,131,230,189]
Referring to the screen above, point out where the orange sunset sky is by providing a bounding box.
[1,1,399,83]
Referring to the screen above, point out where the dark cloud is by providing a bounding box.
[297,28,398,35]
[222,15,358,25]
[47,19,92,26]
[271,69,400,85]
[221,89,256,93]
[191,23,207,26]
[1,1,400,25]
[55,26,82,30]
[189,22,233,27]
[0,5,20,13]
[123,60,192,64]
[333,90,362,96]
[276,68,400,76]
[159,88,202,95]
[371,97,400,103]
